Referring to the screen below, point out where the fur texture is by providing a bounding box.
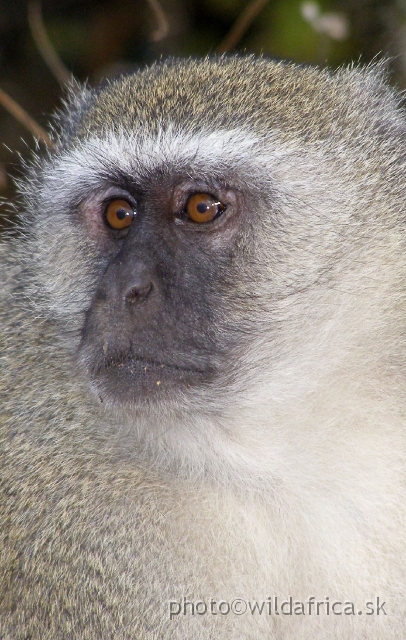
[1,56,406,638]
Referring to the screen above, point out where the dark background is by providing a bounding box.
[0,0,405,217]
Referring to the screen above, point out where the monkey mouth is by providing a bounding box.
[100,353,209,376]
[81,343,215,401]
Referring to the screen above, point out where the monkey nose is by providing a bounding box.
[125,281,153,303]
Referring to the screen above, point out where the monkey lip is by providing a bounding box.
[87,348,213,379]
[104,354,209,375]
[85,351,214,401]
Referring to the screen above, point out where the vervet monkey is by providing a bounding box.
[0,55,405,639]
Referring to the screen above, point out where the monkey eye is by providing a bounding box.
[185,193,225,223]
[104,199,135,230]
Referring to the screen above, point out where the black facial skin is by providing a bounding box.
[78,171,247,404]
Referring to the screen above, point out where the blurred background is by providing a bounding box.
[1,0,406,215]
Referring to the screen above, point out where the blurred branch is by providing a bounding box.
[147,0,169,42]
[217,0,269,53]
[28,0,72,86]
[0,88,54,149]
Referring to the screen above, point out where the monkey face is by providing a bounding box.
[25,117,283,417]
[78,172,249,404]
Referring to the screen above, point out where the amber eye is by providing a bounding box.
[185,193,225,223]
[104,199,135,230]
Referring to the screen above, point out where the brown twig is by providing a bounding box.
[217,0,269,53]
[147,0,169,42]
[28,0,72,86]
[0,88,54,148]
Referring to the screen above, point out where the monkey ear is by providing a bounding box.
[52,81,94,148]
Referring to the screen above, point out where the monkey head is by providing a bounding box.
[19,57,405,463]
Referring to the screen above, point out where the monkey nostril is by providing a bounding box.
[94,287,108,302]
[125,282,153,303]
